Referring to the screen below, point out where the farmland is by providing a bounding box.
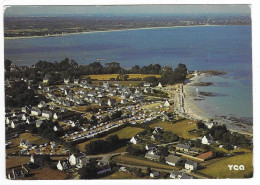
[150,119,198,139]
[83,74,160,81]
[198,153,253,178]
[77,126,144,152]
[113,154,179,171]
[22,167,67,180]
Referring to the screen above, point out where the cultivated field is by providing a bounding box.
[102,171,149,179]
[22,167,67,180]
[113,154,179,170]
[6,133,41,154]
[83,74,160,81]
[198,153,253,178]
[77,126,144,152]
[6,156,30,169]
[150,119,197,139]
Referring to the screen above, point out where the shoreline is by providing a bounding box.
[174,73,253,136]
[4,24,222,40]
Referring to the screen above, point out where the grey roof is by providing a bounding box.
[165,154,182,164]
[176,143,190,150]
[145,153,160,161]
[185,160,197,166]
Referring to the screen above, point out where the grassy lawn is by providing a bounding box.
[150,119,197,139]
[113,154,179,171]
[77,126,144,152]
[6,133,41,154]
[215,147,252,155]
[23,167,67,180]
[83,74,160,81]
[102,171,147,179]
[6,156,30,169]
[198,152,253,178]
[142,102,161,109]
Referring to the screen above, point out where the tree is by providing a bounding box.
[224,144,234,153]
[136,168,143,177]
[78,163,98,179]
[197,121,206,129]
[4,59,12,71]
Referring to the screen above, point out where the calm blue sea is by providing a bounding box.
[4,25,252,119]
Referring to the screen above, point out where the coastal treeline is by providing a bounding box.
[5,58,188,85]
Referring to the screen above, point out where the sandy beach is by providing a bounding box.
[4,24,219,40]
[173,73,253,136]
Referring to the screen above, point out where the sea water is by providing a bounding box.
[4,25,252,122]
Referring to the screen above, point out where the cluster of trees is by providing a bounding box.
[130,64,161,74]
[207,125,251,147]
[162,131,179,143]
[85,134,126,154]
[5,81,44,107]
[160,63,188,84]
[126,144,146,156]
[5,58,189,88]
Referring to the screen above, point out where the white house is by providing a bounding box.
[43,77,49,83]
[130,135,141,144]
[121,99,128,104]
[150,171,159,178]
[201,134,214,145]
[42,111,53,119]
[108,99,116,106]
[69,153,89,168]
[64,78,70,84]
[57,160,70,171]
[31,107,41,116]
[185,160,198,171]
[36,120,43,128]
[74,79,79,84]
[157,82,163,88]
[206,122,215,129]
[7,168,25,180]
[38,101,47,108]
[10,120,24,129]
[144,83,151,87]
[164,100,170,107]
[53,113,59,120]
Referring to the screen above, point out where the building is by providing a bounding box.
[57,160,70,171]
[153,127,164,134]
[130,135,141,144]
[150,171,160,178]
[30,155,45,166]
[20,139,32,149]
[202,134,214,145]
[69,153,89,168]
[31,107,41,116]
[185,160,198,171]
[38,101,47,108]
[164,100,170,107]
[107,99,116,106]
[42,111,53,119]
[169,170,193,179]
[64,78,70,84]
[7,168,25,180]
[145,151,160,161]
[165,154,183,166]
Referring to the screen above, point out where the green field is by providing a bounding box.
[150,119,197,139]
[77,126,144,152]
[113,154,179,171]
[102,171,143,179]
[198,153,253,178]
[83,74,160,81]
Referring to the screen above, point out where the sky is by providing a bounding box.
[4,5,251,16]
